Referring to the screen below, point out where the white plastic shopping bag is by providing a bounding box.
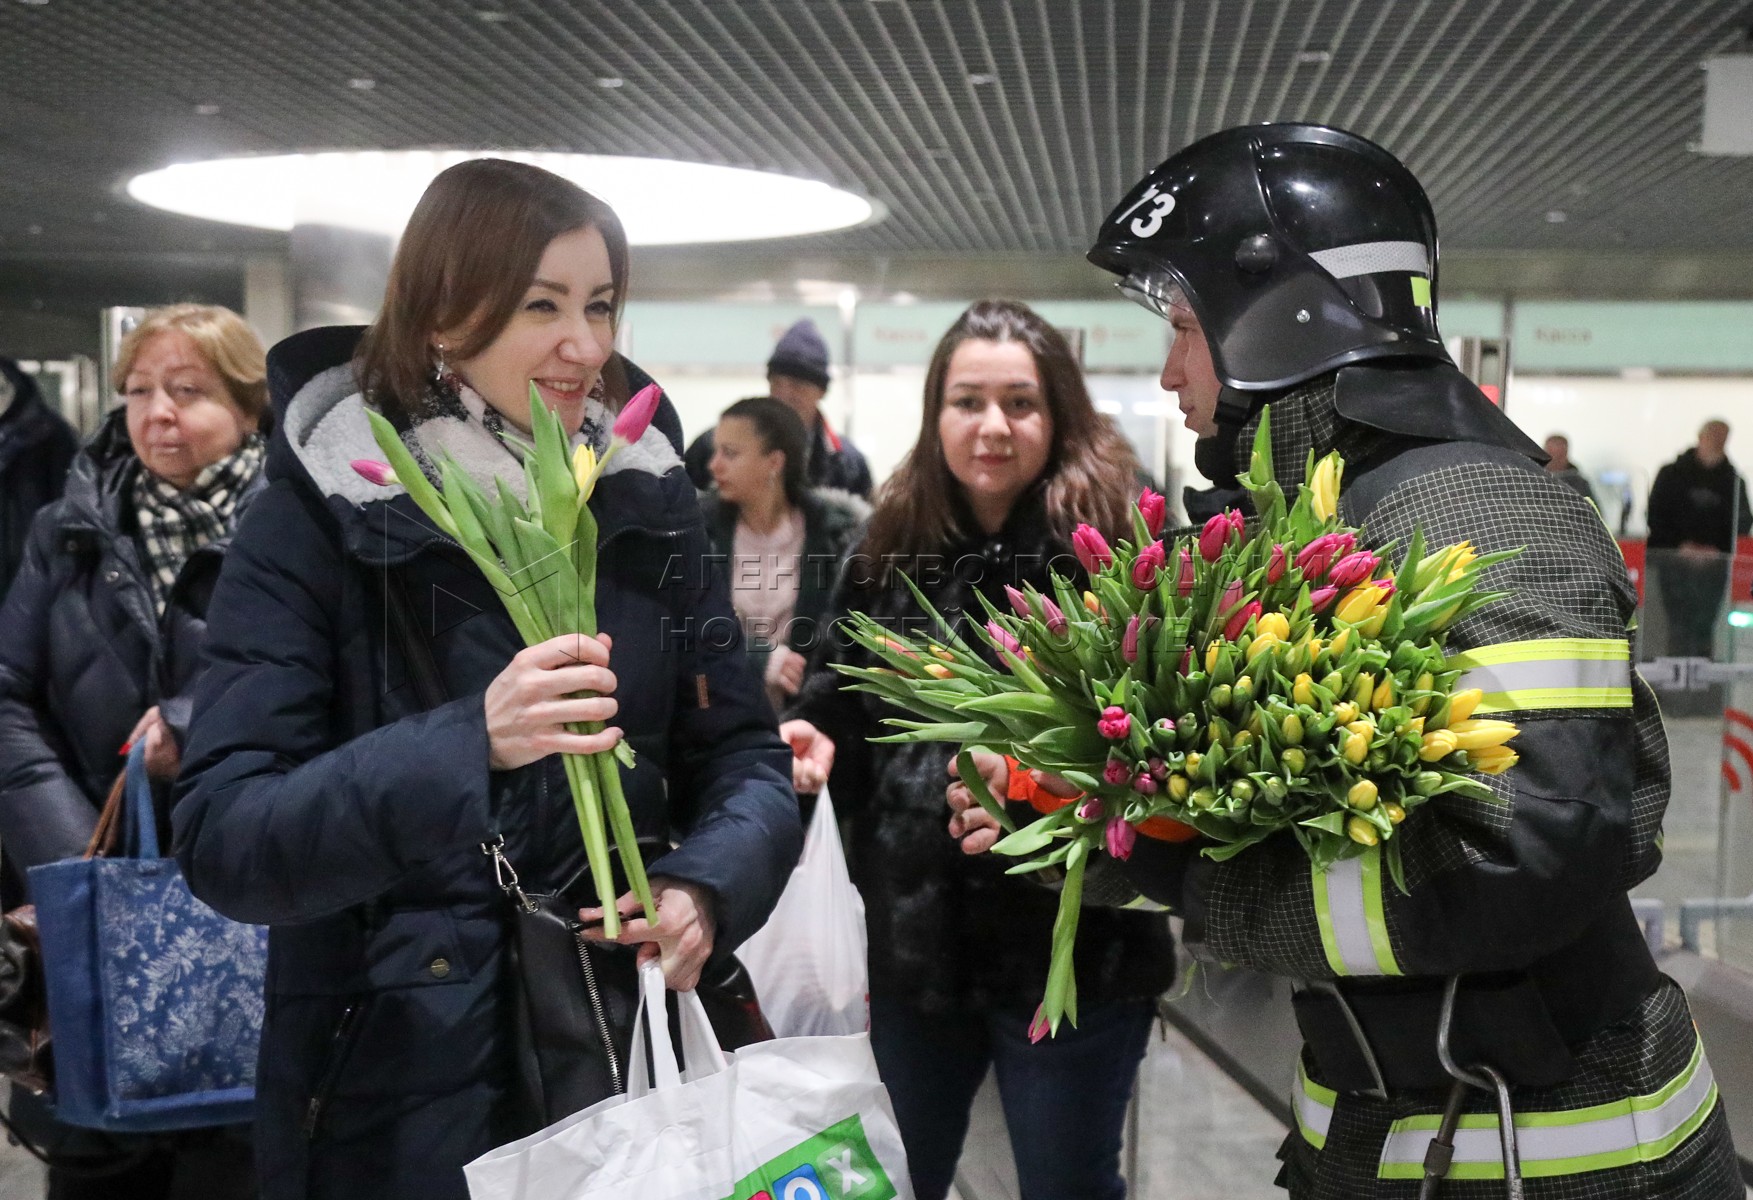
[739,789,869,1037]
[464,961,912,1200]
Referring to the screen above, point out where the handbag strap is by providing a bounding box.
[121,741,157,859]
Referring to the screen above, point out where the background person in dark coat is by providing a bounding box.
[698,395,868,716]
[0,305,266,1199]
[780,300,1176,1200]
[1646,419,1752,657]
[172,160,801,1200]
[0,356,78,601]
[684,318,873,498]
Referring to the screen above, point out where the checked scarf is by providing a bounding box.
[132,435,264,613]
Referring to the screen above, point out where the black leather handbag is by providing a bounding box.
[382,572,771,1126]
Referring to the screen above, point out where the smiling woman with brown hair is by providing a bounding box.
[780,299,1176,1200]
[171,159,800,1200]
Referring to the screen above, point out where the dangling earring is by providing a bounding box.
[432,341,448,385]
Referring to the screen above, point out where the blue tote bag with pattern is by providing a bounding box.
[29,741,268,1131]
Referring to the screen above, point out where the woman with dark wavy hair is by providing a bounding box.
[781,299,1176,1200]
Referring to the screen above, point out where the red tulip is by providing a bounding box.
[1073,524,1114,574]
[1122,613,1142,663]
[1131,541,1166,590]
[1294,533,1341,580]
[1029,1004,1051,1044]
[1197,514,1229,562]
[1176,546,1196,597]
[1266,543,1288,584]
[1225,509,1246,543]
[1218,579,1245,616]
[1104,759,1131,786]
[1137,488,1167,538]
[1327,551,1381,590]
[1310,584,1339,613]
[1223,599,1263,640]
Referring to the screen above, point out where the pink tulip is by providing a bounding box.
[1104,758,1131,786]
[1328,551,1381,590]
[1334,532,1357,558]
[1029,1004,1051,1044]
[985,620,1021,656]
[1137,488,1167,538]
[1004,585,1031,619]
[1310,584,1339,613]
[1218,579,1245,616]
[1226,509,1246,543]
[351,459,397,487]
[1106,817,1138,860]
[1148,756,1168,780]
[1294,533,1341,580]
[1132,773,1158,796]
[611,383,663,443]
[1176,546,1196,597]
[1266,543,1288,584]
[1122,613,1142,663]
[1078,797,1104,821]
[1131,541,1166,590]
[1040,595,1069,636]
[1223,599,1263,641]
[1197,514,1229,562]
[1179,646,1195,674]
[1372,579,1397,600]
[1098,706,1130,740]
[1072,524,1114,574]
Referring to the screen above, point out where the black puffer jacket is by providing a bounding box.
[787,491,1176,1014]
[0,407,263,891]
[172,327,802,1200]
[0,358,79,602]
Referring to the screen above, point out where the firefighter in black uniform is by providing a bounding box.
[948,124,1740,1198]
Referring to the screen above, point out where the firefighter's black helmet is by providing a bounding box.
[1089,123,1450,391]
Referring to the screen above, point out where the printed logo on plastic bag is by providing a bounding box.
[725,1113,895,1200]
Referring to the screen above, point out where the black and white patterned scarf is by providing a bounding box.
[132,435,265,612]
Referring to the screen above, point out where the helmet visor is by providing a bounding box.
[1115,267,1189,321]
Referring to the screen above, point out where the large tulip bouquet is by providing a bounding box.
[351,383,664,935]
[833,412,1522,1034]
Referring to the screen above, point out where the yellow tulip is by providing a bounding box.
[1247,632,1281,663]
[1333,701,1360,726]
[1450,718,1520,750]
[1419,729,1459,761]
[1256,612,1291,641]
[929,644,956,662]
[1371,677,1395,711]
[1293,672,1316,706]
[1326,627,1351,658]
[1446,688,1484,725]
[1206,641,1222,673]
[1342,731,1370,764]
[1350,672,1376,708]
[1083,590,1103,617]
[1167,774,1191,802]
[1471,746,1520,775]
[571,443,600,505]
[1346,815,1378,846]
[1382,801,1407,824]
[1348,780,1379,811]
[924,662,953,680]
[1310,454,1343,522]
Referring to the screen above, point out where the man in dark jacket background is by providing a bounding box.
[683,319,874,498]
[0,356,79,601]
[1646,419,1751,657]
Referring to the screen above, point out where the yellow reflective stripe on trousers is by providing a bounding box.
[1444,638,1632,714]
[1377,1036,1718,1180]
[1294,1059,1336,1151]
[1312,848,1402,977]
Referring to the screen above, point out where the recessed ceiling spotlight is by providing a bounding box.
[127,150,881,244]
[967,73,997,86]
[348,77,377,91]
[27,224,42,235]
[595,77,625,88]
[193,102,222,116]
[1545,209,1568,223]
[475,9,510,20]
[17,1,51,7]
[1295,49,1332,65]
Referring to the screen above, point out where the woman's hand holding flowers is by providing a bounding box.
[580,877,716,992]
[486,632,622,770]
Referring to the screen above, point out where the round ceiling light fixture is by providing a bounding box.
[126,150,880,245]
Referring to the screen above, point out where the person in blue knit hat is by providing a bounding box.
[685,318,873,498]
